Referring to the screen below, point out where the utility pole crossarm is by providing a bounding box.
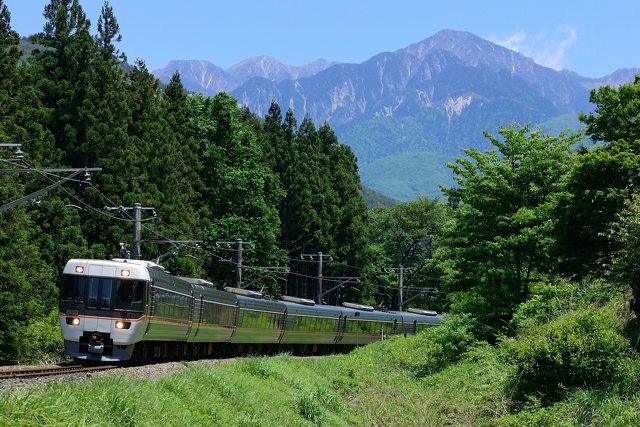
[0,167,102,174]
[0,159,102,212]
[1,169,83,212]
[321,277,360,298]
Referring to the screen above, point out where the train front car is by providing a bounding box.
[59,259,149,362]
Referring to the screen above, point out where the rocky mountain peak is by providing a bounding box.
[404,29,537,74]
[152,60,239,95]
[226,56,339,82]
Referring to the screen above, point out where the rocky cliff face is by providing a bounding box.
[153,60,240,95]
[230,30,597,126]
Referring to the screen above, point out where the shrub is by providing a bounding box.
[350,313,478,378]
[509,278,625,333]
[17,309,65,363]
[501,308,636,405]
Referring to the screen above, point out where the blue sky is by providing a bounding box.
[5,0,639,77]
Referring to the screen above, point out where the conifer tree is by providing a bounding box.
[192,93,284,283]
[318,123,369,269]
[0,0,57,363]
[155,72,206,275]
[37,0,96,161]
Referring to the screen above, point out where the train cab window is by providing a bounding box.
[114,280,145,311]
[61,275,85,302]
[101,279,113,308]
[87,277,100,308]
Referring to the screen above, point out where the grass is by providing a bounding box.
[2,310,640,426]
[0,355,353,427]
[497,389,640,427]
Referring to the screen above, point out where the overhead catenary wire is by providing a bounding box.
[5,160,447,300]
[3,160,229,264]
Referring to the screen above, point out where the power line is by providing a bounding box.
[2,150,444,307]
[0,165,101,212]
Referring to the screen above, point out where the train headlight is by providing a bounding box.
[115,321,131,329]
[66,317,80,326]
[75,266,85,273]
[120,269,130,277]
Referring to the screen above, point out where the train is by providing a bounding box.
[59,258,442,362]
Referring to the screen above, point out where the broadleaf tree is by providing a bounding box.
[438,124,578,334]
[554,76,640,279]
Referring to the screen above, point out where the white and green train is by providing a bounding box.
[59,258,442,362]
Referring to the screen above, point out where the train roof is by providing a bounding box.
[64,258,158,280]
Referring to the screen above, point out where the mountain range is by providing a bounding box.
[152,30,639,200]
[152,57,338,95]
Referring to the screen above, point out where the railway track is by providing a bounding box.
[0,364,117,380]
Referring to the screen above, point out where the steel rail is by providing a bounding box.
[0,364,117,380]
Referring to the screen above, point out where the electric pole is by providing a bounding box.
[384,265,412,311]
[235,239,243,288]
[104,203,156,259]
[301,252,333,304]
[216,240,254,288]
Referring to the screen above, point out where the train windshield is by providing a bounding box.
[114,280,145,311]
[61,275,146,311]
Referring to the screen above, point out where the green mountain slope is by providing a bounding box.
[361,185,400,207]
[360,151,453,200]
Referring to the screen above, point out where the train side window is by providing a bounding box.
[159,292,168,316]
[182,295,188,319]
[171,294,177,318]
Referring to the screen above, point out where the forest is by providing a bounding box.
[2,1,640,412]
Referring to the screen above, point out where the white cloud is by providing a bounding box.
[535,27,577,70]
[490,29,527,52]
[489,27,578,70]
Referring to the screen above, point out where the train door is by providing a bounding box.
[192,295,204,339]
[335,315,346,344]
[184,290,195,338]
[85,277,114,332]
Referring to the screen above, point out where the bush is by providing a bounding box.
[498,388,640,426]
[17,309,65,363]
[509,278,625,333]
[509,279,582,333]
[501,308,636,405]
[448,286,517,341]
[350,313,478,378]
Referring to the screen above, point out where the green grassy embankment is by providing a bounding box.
[2,292,640,426]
